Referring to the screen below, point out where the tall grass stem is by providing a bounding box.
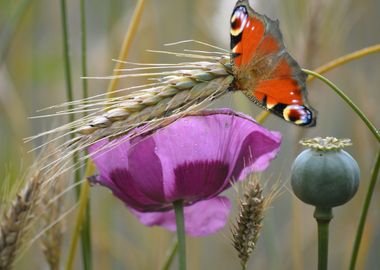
[79,0,92,269]
[60,0,93,269]
[59,0,74,124]
[106,0,146,99]
[161,240,178,270]
[80,0,89,104]
[67,1,146,268]
[65,164,94,270]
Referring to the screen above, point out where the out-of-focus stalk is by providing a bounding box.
[66,1,146,269]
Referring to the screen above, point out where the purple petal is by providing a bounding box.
[171,160,229,202]
[132,196,231,237]
[151,109,281,199]
[230,130,281,182]
[89,138,168,212]
[88,109,281,215]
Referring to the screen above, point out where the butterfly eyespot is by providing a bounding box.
[283,105,313,126]
[231,16,242,30]
[230,6,248,36]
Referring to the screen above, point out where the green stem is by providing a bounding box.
[65,181,91,270]
[161,240,179,270]
[79,0,92,269]
[60,1,92,268]
[314,207,333,270]
[59,0,74,124]
[80,0,88,103]
[303,69,380,143]
[66,0,146,267]
[80,205,92,270]
[349,150,380,270]
[173,200,187,270]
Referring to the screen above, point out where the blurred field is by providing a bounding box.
[0,0,379,269]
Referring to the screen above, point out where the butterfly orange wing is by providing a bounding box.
[230,0,317,126]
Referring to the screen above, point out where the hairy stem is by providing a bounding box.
[349,150,380,270]
[314,207,333,270]
[303,69,379,143]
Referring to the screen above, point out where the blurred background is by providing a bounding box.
[0,0,379,269]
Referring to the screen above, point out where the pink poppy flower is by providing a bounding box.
[89,109,281,236]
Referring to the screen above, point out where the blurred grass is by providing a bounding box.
[0,0,379,269]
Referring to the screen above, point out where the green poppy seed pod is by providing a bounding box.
[291,137,360,208]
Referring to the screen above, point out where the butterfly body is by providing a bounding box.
[230,0,317,126]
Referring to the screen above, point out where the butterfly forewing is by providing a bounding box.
[230,0,317,127]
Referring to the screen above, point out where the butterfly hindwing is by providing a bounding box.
[230,0,317,126]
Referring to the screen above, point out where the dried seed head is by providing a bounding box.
[300,137,352,151]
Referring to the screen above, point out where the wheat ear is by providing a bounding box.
[231,178,264,270]
[0,172,42,270]
[25,53,234,176]
[40,170,66,270]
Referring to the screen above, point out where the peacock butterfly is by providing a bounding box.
[230,0,317,126]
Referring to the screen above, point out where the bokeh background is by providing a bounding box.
[0,0,379,269]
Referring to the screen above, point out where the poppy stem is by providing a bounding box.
[302,69,380,143]
[349,150,380,270]
[314,207,333,270]
[173,200,187,270]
